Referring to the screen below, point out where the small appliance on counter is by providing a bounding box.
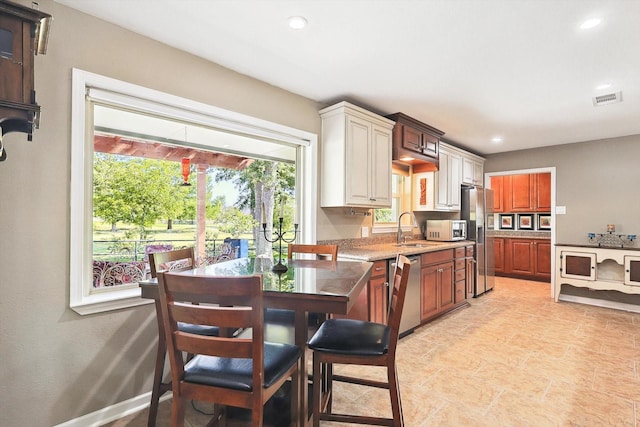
[425,220,467,241]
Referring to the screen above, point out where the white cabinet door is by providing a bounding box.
[370,124,392,206]
[624,255,640,286]
[345,115,373,205]
[320,102,394,208]
[435,148,462,211]
[462,156,484,186]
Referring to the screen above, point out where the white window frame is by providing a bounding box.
[372,168,411,233]
[70,69,317,315]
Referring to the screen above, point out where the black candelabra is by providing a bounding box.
[262,218,299,273]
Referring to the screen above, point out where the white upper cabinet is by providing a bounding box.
[435,146,462,211]
[462,152,485,186]
[320,102,395,208]
[413,142,484,212]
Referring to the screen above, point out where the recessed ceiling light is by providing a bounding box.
[288,16,307,30]
[580,18,601,30]
[491,137,503,144]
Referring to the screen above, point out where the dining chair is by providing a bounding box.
[264,244,339,338]
[147,247,220,427]
[287,243,338,261]
[157,271,302,427]
[307,254,411,426]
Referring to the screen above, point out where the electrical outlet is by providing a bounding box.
[361,226,369,238]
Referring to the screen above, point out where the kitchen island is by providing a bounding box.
[330,239,476,334]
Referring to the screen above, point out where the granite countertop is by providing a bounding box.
[338,240,475,262]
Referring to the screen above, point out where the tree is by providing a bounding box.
[211,160,295,257]
[93,154,188,239]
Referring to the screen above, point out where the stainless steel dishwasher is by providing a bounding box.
[389,255,421,337]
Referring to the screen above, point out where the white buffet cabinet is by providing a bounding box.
[555,244,640,302]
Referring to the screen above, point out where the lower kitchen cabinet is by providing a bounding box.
[494,237,505,274]
[496,237,551,282]
[342,259,387,322]
[421,250,455,321]
[368,260,388,324]
[465,245,475,299]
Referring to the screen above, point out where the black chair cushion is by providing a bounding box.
[307,318,390,356]
[178,322,220,336]
[183,342,302,391]
[264,308,296,324]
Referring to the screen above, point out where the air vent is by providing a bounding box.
[592,91,622,106]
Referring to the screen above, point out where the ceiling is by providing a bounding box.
[55,0,640,155]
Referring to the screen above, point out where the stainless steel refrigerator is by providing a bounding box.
[461,186,495,296]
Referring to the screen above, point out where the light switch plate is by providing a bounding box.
[361,226,369,238]
[556,206,567,214]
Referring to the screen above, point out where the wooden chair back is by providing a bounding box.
[157,272,300,423]
[149,247,195,278]
[387,254,411,354]
[287,244,338,261]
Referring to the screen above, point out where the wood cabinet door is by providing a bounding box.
[439,261,455,310]
[490,176,504,213]
[534,240,552,278]
[466,256,475,298]
[509,239,535,275]
[0,15,27,103]
[535,172,551,212]
[368,275,388,324]
[494,238,504,273]
[402,124,423,153]
[421,265,439,320]
[509,174,534,212]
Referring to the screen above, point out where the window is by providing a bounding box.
[70,69,317,315]
[373,168,411,232]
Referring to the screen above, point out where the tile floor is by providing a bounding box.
[106,277,640,426]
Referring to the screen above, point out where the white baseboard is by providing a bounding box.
[558,294,640,313]
[53,391,171,427]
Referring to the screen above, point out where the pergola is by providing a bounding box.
[94,134,254,258]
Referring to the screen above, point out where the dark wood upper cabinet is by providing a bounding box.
[386,112,443,172]
[0,0,51,139]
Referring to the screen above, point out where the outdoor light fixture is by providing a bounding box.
[181,157,191,186]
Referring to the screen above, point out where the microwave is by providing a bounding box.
[425,220,467,241]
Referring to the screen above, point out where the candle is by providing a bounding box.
[261,202,266,224]
[280,197,285,219]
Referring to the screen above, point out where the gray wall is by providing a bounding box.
[0,2,323,425]
[484,135,640,244]
[2,1,640,425]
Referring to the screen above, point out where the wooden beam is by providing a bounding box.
[93,135,253,170]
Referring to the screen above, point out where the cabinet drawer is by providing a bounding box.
[422,249,454,265]
[455,247,466,258]
[455,259,466,271]
[466,246,474,257]
[455,268,466,282]
[371,260,387,278]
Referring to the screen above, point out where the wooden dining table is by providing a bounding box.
[139,256,373,426]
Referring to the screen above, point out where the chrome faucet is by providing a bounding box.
[397,211,416,244]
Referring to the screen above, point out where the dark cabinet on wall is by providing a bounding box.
[386,112,443,172]
[491,173,551,214]
[0,1,51,139]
